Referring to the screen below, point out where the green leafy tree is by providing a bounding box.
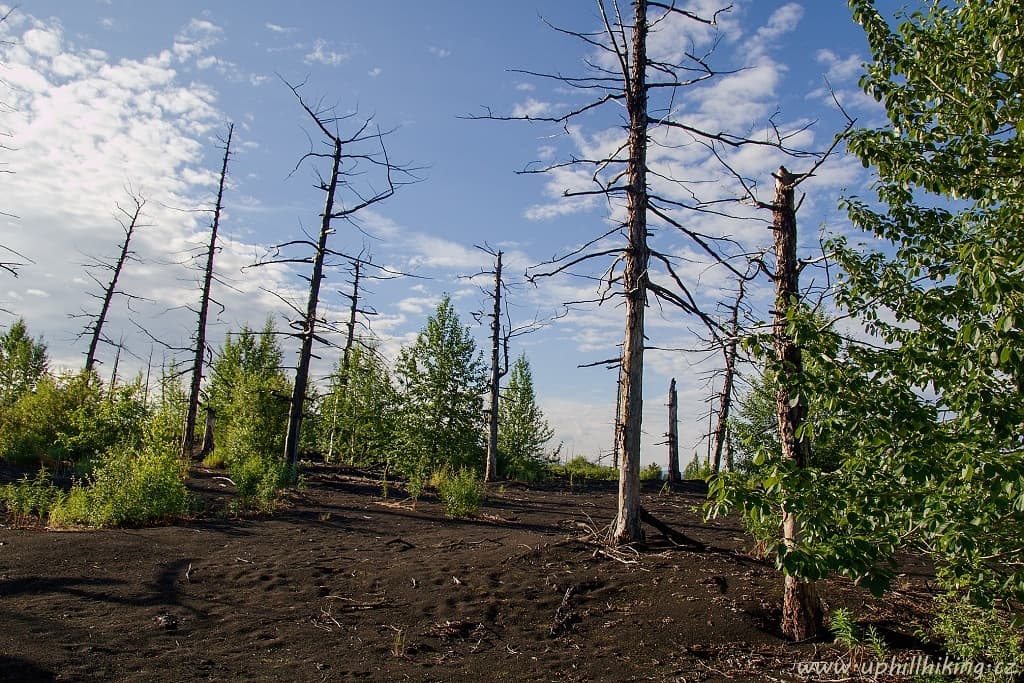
[206,319,289,459]
[0,318,47,407]
[497,353,555,481]
[714,0,1024,605]
[318,344,398,467]
[205,321,290,506]
[0,371,147,468]
[394,295,486,482]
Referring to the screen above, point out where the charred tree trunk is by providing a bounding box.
[200,407,215,457]
[612,357,623,470]
[772,165,823,641]
[485,250,504,482]
[284,136,343,467]
[612,0,650,545]
[711,277,744,472]
[83,195,145,373]
[183,123,233,459]
[666,378,680,483]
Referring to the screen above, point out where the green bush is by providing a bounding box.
[640,462,663,481]
[230,451,289,512]
[683,455,714,480]
[0,371,148,468]
[930,592,1022,682]
[549,455,617,482]
[436,467,484,518]
[0,468,65,526]
[49,447,189,527]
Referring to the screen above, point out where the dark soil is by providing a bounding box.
[0,464,938,682]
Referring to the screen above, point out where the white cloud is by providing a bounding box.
[514,82,534,92]
[0,10,300,373]
[816,48,864,82]
[172,18,222,62]
[428,46,451,59]
[265,22,295,34]
[511,98,553,119]
[368,67,382,77]
[304,38,348,66]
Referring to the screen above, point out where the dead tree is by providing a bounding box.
[263,80,415,468]
[78,191,150,373]
[710,276,747,472]
[770,166,824,640]
[465,245,556,482]
[666,377,680,483]
[484,249,504,482]
[182,123,234,459]
[472,0,818,544]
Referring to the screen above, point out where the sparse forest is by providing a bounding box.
[1,1,1022,681]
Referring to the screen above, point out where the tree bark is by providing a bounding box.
[772,165,823,641]
[611,0,650,545]
[485,250,504,482]
[284,137,343,467]
[183,123,233,459]
[667,378,680,483]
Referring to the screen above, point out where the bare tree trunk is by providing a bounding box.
[711,277,745,472]
[666,377,680,483]
[341,258,362,388]
[485,250,504,482]
[612,0,650,545]
[200,407,215,457]
[183,123,233,459]
[83,194,145,373]
[284,137,343,467]
[612,357,623,470]
[772,165,823,641]
[327,257,362,462]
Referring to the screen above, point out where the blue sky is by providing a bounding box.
[0,1,891,465]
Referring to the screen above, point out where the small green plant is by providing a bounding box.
[0,468,65,526]
[830,607,861,651]
[865,624,889,661]
[229,452,289,512]
[436,467,484,518]
[830,608,889,667]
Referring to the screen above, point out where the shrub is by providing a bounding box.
[436,467,484,518]
[230,452,289,512]
[930,591,1022,682]
[683,455,714,480]
[49,446,189,527]
[549,455,617,482]
[0,468,65,526]
[640,462,663,481]
[0,371,148,468]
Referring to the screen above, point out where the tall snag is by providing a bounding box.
[666,377,679,483]
[79,191,149,373]
[261,80,414,467]
[484,249,504,482]
[182,122,234,458]
[476,0,815,544]
[771,165,823,640]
